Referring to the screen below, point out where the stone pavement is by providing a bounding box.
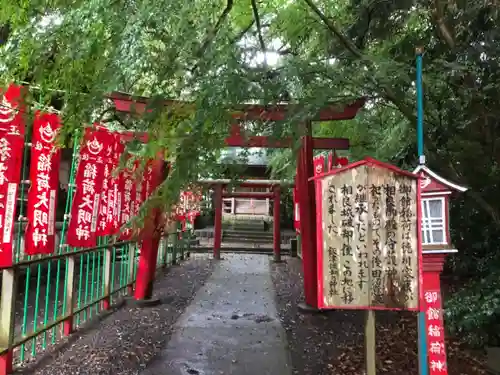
[141,254,292,375]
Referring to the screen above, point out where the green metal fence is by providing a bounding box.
[0,229,192,372]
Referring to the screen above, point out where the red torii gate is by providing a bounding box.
[110,92,365,310]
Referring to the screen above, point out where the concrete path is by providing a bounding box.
[142,254,292,375]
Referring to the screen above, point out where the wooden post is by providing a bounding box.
[127,244,136,296]
[273,185,281,262]
[0,269,17,375]
[102,247,112,310]
[213,184,222,260]
[365,310,376,375]
[63,256,76,336]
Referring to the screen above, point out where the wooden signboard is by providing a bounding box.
[313,157,422,311]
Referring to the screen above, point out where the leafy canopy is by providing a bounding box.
[2,0,500,346]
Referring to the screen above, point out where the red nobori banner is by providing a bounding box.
[119,156,137,240]
[110,141,125,235]
[0,84,25,136]
[0,84,25,268]
[25,112,62,255]
[313,154,325,176]
[66,126,115,247]
[96,133,119,236]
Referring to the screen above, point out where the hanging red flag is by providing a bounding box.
[119,155,137,240]
[96,133,119,236]
[0,84,25,267]
[107,140,124,235]
[66,126,115,247]
[327,151,334,171]
[313,155,325,176]
[25,112,62,255]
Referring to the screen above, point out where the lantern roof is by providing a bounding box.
[412,165,467,194]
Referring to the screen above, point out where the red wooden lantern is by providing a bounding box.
[413,164,467,375]
[413,165,467,251]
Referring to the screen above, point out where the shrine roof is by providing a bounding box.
[309,157,419,181]
[412,165,467,193]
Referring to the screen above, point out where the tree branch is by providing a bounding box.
[432,0,456,49]
[0,24,10,46]
[251,0,266,52]
[302,0,363,59]
[192,0,234,71]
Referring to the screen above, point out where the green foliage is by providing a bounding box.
[1,0,500,347]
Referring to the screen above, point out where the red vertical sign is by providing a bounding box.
[0,84,25,267]
[313,155,325,176]
[110,141,124,235]
[119,155,137,240]
[96,133,118,237]
[66,126,114,247]
[25,112,62,255]
[327,151,334,171]
[424,273,448,374]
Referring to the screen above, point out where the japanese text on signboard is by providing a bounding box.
[318,164,419,310]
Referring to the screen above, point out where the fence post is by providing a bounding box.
[127,244,136,296]
[186,230,191,259]
[180,231,185,261]
[0,269,17,375]
[102,246,112,310]
[162,237,168,268]
[172,232,178,265]
[63,255,76,336]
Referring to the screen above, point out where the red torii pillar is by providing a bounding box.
[273,185,281,263]
[213,184,223,260]
[133,158,166,305]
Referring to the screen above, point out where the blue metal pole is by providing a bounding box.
[416,48,425,165]
[416,46,428,375]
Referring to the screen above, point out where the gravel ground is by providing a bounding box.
[271,257,489,375]
[18,254,215,375]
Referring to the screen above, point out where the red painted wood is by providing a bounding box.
[314,173,325,308]
[418,169,452,194]
[310,157,419,182]
[63,317,73,336]
[299,133,319,308]
[422,253,449,374]
[213,185,223,259]
[224,135,349,150]
[134,234,161,300]
[310,138,349,150]
[273,186,281,262]
[110,93,365,122]
[0,351,12,375]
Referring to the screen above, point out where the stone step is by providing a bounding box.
[223,229,273,238]
[222,235,273,244]
[225,224,266,232]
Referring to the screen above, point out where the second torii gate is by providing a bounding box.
[110,92,366,310]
